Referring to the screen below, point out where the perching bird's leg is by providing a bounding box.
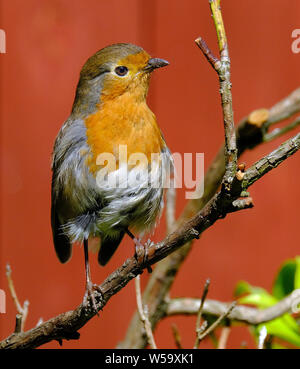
[126,229,152,273]
[82,239,102,314]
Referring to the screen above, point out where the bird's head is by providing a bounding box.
[72,43,169,116]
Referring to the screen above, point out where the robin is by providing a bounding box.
[51,43,172,309]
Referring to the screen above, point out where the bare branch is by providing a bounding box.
[171,324,183,349]
[265,88,300,129]
[196,0,237,189]
[241,133,300,189]
[14,314,23,334]
[258,326,267,349]
[194,279,210,348]
[135,275,157,349]
[197,302,236,343]
[227,197,254,213]
[217,326,231,349]
[166,289,300,325]
[264,116,300,142]
[6,264,22,313]
[194,37,220,70]
[6,264,29,332]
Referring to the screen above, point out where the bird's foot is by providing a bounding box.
[83,281,103,315]
[134,238,154,273]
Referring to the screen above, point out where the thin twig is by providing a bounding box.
[6,264,29,332]
[198,302,236,342]
[227,197,254,213]
[171,324,183,349]
[197,0,237,190]
[258,326,267,349]
[6,264,22,313]
[21,301,29,332]
[264,88,300,129]
[194,279,210,348]
[36,318,44,327]
[194,37,220,70]
[264,116,300,142]
[135,275,157,349]
[196,279,210,328]
[14,314,23,334]
[217,326,231,349]
[210,0,237,187]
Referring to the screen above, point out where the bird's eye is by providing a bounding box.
[115,66,128,76]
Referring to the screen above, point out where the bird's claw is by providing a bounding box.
[134,238,153,273]
[83,282,103,315]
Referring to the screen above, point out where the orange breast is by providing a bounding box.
[84,93,165,174]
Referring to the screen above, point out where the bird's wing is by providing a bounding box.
[50,120,75,263]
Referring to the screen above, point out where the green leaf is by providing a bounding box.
[272,258,298,299]
[238,291,278,309]
[294,256,300,289]
[234,257,300,348]
[256,314,300,347]
[234,280,268,298]
[234,281,252,297]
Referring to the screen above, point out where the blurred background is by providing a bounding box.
[0,0,299,349]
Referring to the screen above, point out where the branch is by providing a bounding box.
[196,302,236,343]
[180,87,300,223]
[6,264,29,333]
[197,0,237,190]
[1,132,299,349]
[119,3,300,348]
[2,1,300,350]
[166,289,300,325]
[193,280,235,348]
[264,116,300,142]
[241,133,300,189]
[194,279,210,348]
[171,324,183,349]
[258,326,267,349]
[120,125,300,348]
[135,275,157,349]
[264,88,300,129]
[217,326,231,349]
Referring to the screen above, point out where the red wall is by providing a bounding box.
[0,0,299,349]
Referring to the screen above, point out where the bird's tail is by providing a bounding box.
[98,232,125,266]
[51,206,72,263]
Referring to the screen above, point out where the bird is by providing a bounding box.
[51,43,172,310]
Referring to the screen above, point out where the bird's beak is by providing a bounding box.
[143,58,169,72]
